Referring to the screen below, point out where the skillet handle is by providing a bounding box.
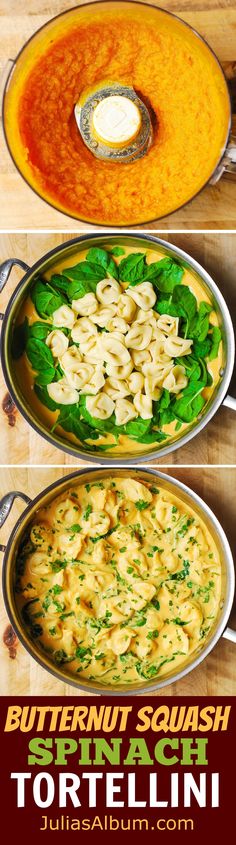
[210,67,236,184]
[1,58,16,103]
[210,134,236,185]
[0,491,32,552]
[0,259,30,321]
[222,394,236,412]
[223,627,236,644]
[0,259,29,294]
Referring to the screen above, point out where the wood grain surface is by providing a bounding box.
[0,231,235,466]
[0,465,235,696]
[0,0,236,231]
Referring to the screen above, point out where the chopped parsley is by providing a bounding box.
[68,524,82,534]
[147,629,159,639]
[51,559,67,572]
[135,500,150,511]
[83,504,92,520]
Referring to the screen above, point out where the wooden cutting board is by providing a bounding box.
[0,0,236,230]
[0,466,235,696]
[0,231,235,466]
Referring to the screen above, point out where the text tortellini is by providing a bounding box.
[47,271,194,425]
[16,476,222,687]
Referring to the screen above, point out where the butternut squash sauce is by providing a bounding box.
[6,6,230,225]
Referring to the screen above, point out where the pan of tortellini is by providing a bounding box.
[1,468,234,692]
[1,235,234,461]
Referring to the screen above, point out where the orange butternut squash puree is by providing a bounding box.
[14,244,223,458]
[16,477,222,686]
[7,5,229,225]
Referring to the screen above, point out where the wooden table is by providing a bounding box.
[0,231,235,466]
[0,0,236,231]
[0,466,235,696]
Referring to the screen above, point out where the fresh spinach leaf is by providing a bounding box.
[86,247,118,280]
[158,408,176,427]
[34,384,59,411]
[153,389,170,416]
[35,368,56,386]
[208,326,222,361]
[123,417,152,440]
[69,280,97,300]
[154,284,197,328]
[197,358,209,387]
[111,247,125,256]
[55,404,100,442]
[191,339,211,359]
[31,279,65,317]
[26,335,56,385]
[66,263,105,299]
[172,285,197,322]
[63,261,105,283]
[175,355,201,380]
[118,252,146,283]
[143,257,184,292]
[49,274,70,297]
[189,301,212,341]
[152,390,175,428]
[11,317,29,359]
[139,429,168,444]
[172,379,206,423]
[28,321,52,340]
[54,364,64,382]
[121,255,183,292]
[79,395,117,433]
[12,316,52,359]
[154,299,180,316]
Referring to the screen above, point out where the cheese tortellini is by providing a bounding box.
[46,330,69,358]
[71,317,97,345]
[157,315,179,335]
[66,363,94,390]
[86,393,114,419]
[59,345,82,371]
[90,305,116,327]
[126,282,157,310]
[52,305,75,329]
[80,367,105,395]
[104,377,130,400]
[45,267,197,424]
[162,365,188,393]
[134,391,153,419]
[115,398,137,425]
[72,292,98,316]
[103,334,131,366]
[117,294,137,322]
[47,378,79,405]
[164,336,193,357]
[125,323,152,350]
[16,476,222,687]
[96,278,121,304]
